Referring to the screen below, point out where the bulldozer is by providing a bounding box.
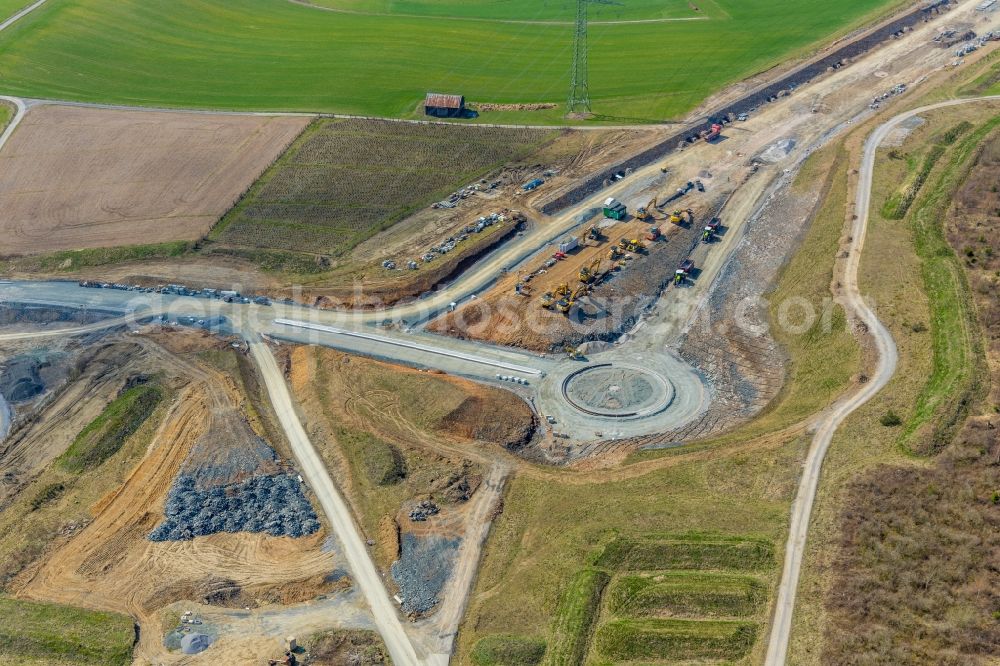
[618,237,645,253]
[579,257,601,283]
[539,291,555,309]
[564,345,583,360]
[608,245,624,262]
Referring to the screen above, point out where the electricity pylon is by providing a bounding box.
[567,0,622,114]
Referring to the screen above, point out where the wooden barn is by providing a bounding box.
[424,93,466,118]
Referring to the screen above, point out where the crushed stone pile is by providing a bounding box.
[390,533,460,615]
[149,473,320,541]
[408,500,440,522]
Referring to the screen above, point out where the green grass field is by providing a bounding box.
[0,0,30,21]
[594,618,757,662]
[0,0,901,122]
[0,597,134,665]
[304,0,697,21]
[57,384,162,473]
[607,571,766,618]
[213,118,553,258]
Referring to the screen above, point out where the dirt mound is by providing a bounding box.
[182,411,282,489]
[438,395,535,451]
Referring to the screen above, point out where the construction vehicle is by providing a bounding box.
[702,218,720,243]
[674,260,693,286]
[608,245,624,261]
[646,226,661,241]
[515,281,532,295]
[557,286,589,314]
[540,292,555,308]
[555,282,571,297]
[704,123,723,142]
[635,197,658,221]
[580,225,600,246]
[564,345,583,359]
[669,210,684,225]
[579,257,601,283]
[618,237,645,253]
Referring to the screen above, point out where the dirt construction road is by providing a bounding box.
[248,341,430,666]
[764,95,1000,666]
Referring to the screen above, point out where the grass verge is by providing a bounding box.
[0,596,134,665]
[606,571,767,619]
[595,533,774,572]
[544,569,609,666]
[57,384,163,473]
[594,618,757,662]
[897,116,999,453]
[471,635,547,666]
[1,242,194,273]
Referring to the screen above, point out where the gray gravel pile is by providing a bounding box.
[185,432,279,490]
[408,500,440,522]
[149,473,320,541]
[390,533,460,615]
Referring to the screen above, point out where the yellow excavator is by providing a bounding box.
[669,210,684,225]
[580,224,601,245]
[579,257,601,283]
[635,196,658,221]
[540,282,571,309]
[557,286,589,314]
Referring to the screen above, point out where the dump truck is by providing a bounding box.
[704,123,723,142]
[674,259,693,285]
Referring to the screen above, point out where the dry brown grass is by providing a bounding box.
[0,105,308,255]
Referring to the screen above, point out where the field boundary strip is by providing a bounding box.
[0,0,46,32]
[287,0,712,26]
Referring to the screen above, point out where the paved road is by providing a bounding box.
[0,0,46,32]
[763,95,1000,665]
[248,341,427,665]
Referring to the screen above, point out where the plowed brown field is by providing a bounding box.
[0,105,308,255]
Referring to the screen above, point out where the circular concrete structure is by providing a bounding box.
[562,363,673,418]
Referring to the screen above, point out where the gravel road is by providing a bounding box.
[764,95,1000,665]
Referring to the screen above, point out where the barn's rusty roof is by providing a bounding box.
[424,93,464,108]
